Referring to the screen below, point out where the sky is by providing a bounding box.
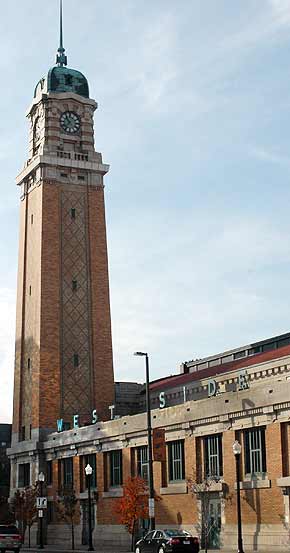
[1,0,290,422]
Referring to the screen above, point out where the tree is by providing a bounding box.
[24,487,38,548]
[55,486,80,551]
[115,476,150,551]
[10,486,38,546]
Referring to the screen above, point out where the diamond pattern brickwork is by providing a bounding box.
[61,187,92,417]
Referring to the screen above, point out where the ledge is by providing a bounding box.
[102,487,123,498]
[235,479,271,490]
[277,476,290,487]
[160,482,187,495]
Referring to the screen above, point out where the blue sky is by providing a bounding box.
[1,0,290,422]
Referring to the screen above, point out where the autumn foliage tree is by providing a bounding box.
[55,486,80,551]
[115,476,149,551]
[10,486,38,547]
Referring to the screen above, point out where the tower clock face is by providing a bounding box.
[60,111,81,134]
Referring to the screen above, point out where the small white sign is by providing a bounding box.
[38,509,43,518]
[36,497,47,509]
[148,498,155,518]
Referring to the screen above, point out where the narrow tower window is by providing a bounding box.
[71,208,76,219]
[29,286,32,296]
[72,280,78,292]
[73,354,79,368]
[27,358,31,370]
[31,214,34,225]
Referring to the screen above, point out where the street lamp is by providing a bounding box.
[134,352,155,531]
[85,464,94,551]
[232,440,244,553]
[38,471,45,549]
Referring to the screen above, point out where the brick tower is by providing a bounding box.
[11,4,115,447]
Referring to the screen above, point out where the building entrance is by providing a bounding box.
[81,500,95,546]
[201,494,221,550]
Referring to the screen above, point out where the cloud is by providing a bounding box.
[250,147,290,167]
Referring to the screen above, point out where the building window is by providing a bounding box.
[46,461,53,486]
[63,457,73,487]
[244,428,266,475]
[61,173,68,178]
[233,350,246,360]
[262,342,275,353]
[18,463,30,487]
[71,208,76,219]
[72,280,78,292]
[248,346,261,355]
[73,354,79,368]
[31,214,33,225]
[110,450,122,486]
[78,175,85,181]
[27,358,31,370]
[84,454,97,489]
[29,286,32,296]
[204,434,223,479]
[20,426,25,441]
[137,446,148,481]
[168,440,185,482]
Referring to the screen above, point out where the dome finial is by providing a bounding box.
[56,0,67,67]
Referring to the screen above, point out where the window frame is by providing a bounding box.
[84,453,97,489]
[18,463,30,487]
[244,427,267,476]
[110,450,122,487]
[168,440,185,482]
[204,434,223,479]
[63,457,74,488]
[137,446,149,482]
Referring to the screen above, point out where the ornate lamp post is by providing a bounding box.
[85,463,94,551]
[134,352,155,531]
[38,471,45,549]
[232,440,244,553]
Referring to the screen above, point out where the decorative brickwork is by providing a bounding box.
[60,187,92,418]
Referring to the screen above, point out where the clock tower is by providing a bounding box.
[11,2,115,446]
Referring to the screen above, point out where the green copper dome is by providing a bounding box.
[47,66,89,98]
[34,1,89,99]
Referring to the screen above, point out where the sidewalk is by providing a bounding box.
[21,547,131,553]
[21,548,273,552]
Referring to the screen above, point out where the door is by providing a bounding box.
[201,495,221,550]
[81,500,95,546]
[208,498,221,549]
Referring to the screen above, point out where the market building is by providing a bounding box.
[8,333,290,550]
[7,3,290,551]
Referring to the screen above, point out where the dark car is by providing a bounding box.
[0,525,22,553]
[135,529,199,553]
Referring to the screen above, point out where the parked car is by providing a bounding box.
[135,529,200,553]
[0,525,22,553]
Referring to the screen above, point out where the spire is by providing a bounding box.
[56,0,67,67]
